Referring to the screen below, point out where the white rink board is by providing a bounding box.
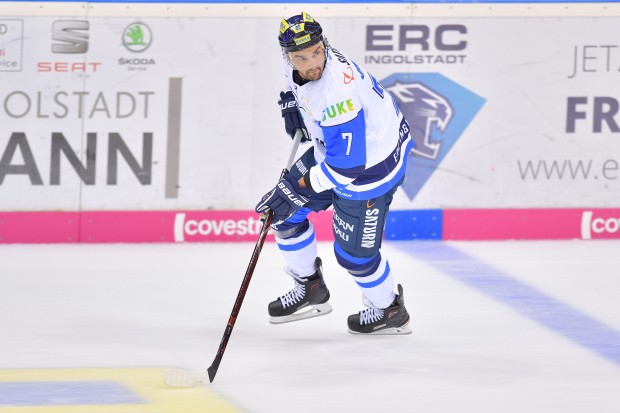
[1,4,619,211]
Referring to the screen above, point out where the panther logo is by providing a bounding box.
[386,81,452,160]
[380,72,485,201]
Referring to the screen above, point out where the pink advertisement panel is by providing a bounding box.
[444,208,620,241]
[2,209,620,244]
[0,211,80,243]
[0,210,335,244]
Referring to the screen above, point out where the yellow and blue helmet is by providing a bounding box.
[278,12,324,53]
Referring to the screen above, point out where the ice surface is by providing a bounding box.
[1,240,619,412]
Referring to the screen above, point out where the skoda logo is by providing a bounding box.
[122,22,152,53]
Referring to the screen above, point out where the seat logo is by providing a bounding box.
[52,20,89,54]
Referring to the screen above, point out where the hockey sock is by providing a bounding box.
[275,221,317,278]
[335,246,396,309]
[355,256,396,309]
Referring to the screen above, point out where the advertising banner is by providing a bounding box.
[0,6,619,242]
[3,208,618,243]
[444,208,620,240]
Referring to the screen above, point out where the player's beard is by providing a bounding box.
[300,64,324,81]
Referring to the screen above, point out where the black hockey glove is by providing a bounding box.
[278,91,310,142]
[255,173,309,225]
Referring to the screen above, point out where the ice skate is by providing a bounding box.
[268,257,332,324]
[348,284,412,335]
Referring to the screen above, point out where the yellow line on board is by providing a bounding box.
[0,368,242,413]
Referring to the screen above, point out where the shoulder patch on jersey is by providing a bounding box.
[327,48,357,86]
[343,65,355,84]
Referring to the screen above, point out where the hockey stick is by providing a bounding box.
[163,129,304,387]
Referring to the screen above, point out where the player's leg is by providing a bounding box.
[332,186,411,335]
[267,148,334,324]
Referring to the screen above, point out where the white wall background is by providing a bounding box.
[1,3,619,211]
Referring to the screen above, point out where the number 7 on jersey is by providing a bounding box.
[342,132,353,156]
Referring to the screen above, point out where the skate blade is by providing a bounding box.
[269,302,333,324]
[348,322,413,336]
[163,368,209,387]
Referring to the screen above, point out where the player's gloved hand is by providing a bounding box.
[255,173,309,225]
[278,91,310,142]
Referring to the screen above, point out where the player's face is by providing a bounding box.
[288,42,326,81]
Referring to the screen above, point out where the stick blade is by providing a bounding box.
[207,357,221,383]
[162,368,209,387]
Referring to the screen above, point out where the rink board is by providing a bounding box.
[1,208,620,243]
[1,5,619,214]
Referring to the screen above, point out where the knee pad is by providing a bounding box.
[272,219,310,240]
[334,243,382,276]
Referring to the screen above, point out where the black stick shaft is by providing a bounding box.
[207,130,302,383]
[207,212,273,382]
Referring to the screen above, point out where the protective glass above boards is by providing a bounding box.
[8,0,616,4]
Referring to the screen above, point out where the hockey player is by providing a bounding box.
[255,12,413,335]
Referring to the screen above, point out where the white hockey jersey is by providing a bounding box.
[282,46,413,201]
